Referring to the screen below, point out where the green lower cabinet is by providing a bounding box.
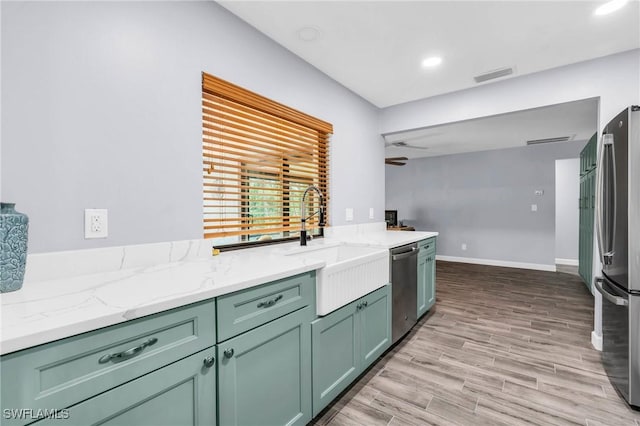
[417,250,436,318]
[360,286,392,367]
[217,306,312,426]
[34,348,217,426]
[310,302,359,416]
[311,285,391,417]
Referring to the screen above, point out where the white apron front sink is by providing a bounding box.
[284,243,389,315]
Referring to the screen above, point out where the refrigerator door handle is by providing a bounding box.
[595,277,628,306]
[596,134,616,265]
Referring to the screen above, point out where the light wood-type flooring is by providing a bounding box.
[311,261,640,426]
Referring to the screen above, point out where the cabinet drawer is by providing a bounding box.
[418,238,436,254]
[1,299,215,425]
[34,347,216,426]
[217,271,315,342]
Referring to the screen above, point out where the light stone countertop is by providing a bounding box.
[0,226,438,355]
[328,230,439,249]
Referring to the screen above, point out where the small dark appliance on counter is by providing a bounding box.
[385,210,398,228]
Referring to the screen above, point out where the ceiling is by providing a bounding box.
[218,1,639,108]
[383,97,598,159]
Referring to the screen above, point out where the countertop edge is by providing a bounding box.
[1,232,439,355]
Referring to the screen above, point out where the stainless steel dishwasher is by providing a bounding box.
[390,242,419,343]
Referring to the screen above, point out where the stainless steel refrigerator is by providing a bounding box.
[595,105,640,409]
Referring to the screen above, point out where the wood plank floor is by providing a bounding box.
[311,261,640,426]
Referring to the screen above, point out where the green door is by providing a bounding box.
[310,301,359,417]
[218,307,311,426]
[417,251,428,318]
[35,348,217,426]
[359,285,392,369]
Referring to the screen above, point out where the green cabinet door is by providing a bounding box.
[578,133,597,293]
[424,254,436,312]
[310,301,359,417]
[417,251,428,318]
[417,251,436,318]
[34,348,217,426]
[360,285,392,367]
[311,285,391,417]
[218,307,312,426]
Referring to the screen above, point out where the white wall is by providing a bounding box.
[381,49,639,137]
[555,158,580,264]
[381,48,640,346]
[0,1,384,253]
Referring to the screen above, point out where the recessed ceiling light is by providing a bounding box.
[594,0,628,16]
[296,26,322,42]
[421,56,442,68]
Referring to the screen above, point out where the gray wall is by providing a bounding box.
[386,142,585,267]
[555,158,580,262]
[1,1,384,253]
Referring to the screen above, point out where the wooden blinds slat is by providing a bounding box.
[202,73,333,134]
[202,72,331,242]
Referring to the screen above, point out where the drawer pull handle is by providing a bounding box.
[203,356,216,368]
[224,349,235,359]
[356,303,362,311]
[257,294,283,308]
[98,337,158,364]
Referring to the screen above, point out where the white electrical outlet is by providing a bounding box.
[461,243,467,251]
[345,208,354,222]
[369,207,374,219]
[535,189,544,196]
[531,204,538,212]
[85,209,108,239]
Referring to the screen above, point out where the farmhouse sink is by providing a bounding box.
[283,243,389,315]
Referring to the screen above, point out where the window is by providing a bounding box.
[202,73,332,247]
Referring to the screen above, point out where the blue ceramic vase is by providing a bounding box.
[1,202,29,293]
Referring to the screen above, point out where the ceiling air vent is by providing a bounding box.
[473,67,514,83]
[526,135,574,145]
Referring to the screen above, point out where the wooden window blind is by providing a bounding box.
[202,72,332,245]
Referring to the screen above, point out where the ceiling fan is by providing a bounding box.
[386,140,430,150]
[384,140,429,166]
[385,156,408,166]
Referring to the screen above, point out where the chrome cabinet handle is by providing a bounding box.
[203,356,215,368]
[224,349,235,359]
[98,337,158,364]
[257,294,283,308]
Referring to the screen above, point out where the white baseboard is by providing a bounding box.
[556,258,579,266]
[436,255,556,272]
[591,331,603,351]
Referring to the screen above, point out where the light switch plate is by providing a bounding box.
[531,204,538,212]
[346,208,354,222]
[85,209,108,239]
